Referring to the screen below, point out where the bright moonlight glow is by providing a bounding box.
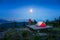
[29,9,32,13]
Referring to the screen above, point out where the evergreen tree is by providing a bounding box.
[46,19,49,25]
[14,21,18,28]
[34,20,37,24]
[58,16,60,25]
[23,22,26,28]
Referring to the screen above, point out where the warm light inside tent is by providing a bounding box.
[37,21,46,27]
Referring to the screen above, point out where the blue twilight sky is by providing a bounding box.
[0,0,60,21]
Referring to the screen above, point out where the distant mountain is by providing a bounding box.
[18,19,29,22]
[0,21,29,28]
[13,19,34,22]
[0,19,29,24]
[0,19,10,24]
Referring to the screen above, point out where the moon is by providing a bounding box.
[29,9,32,13]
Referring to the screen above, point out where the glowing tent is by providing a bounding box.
[37,21,46,27]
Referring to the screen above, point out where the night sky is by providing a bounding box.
[0,0,60,21]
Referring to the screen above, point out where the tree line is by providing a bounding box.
[46,16,60,27]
